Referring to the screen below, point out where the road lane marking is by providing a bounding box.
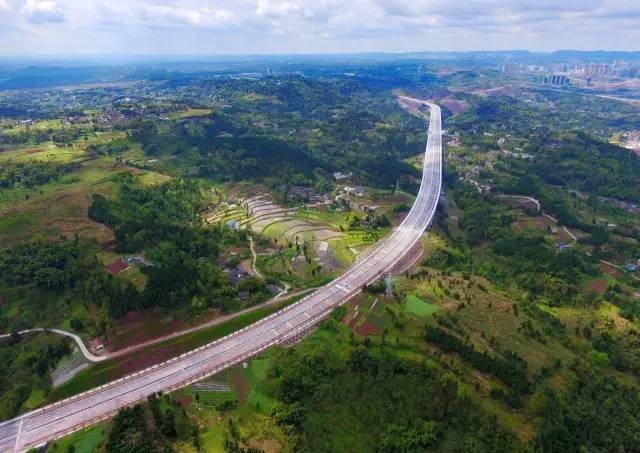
[13,417,23,453]
[335,284,350,292]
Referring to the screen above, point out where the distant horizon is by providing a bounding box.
[1,49,640,63]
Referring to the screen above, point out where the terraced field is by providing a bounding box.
[206,189,352,274]
[52,348,89,388]
[191,376,237,406]
[206,186,408,279]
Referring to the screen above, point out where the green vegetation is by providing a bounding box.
[404,293,440,316]
[128,77,424,189]
[105,395,198,452]
[48,423,106,453]
[505,132,640,202]
[533,368,640,451]
[0,333,70,420]
[269,339,519,452]
[425,326,530,404]
[89,176,263,316]
[0,239,137,335]
[0,160,73,189]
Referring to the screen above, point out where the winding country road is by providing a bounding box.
[0,237,304,364]
[0,99,442,452]
[0,328,102,362]
[0,284,312,364]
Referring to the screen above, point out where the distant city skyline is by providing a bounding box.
[0,0,639,56]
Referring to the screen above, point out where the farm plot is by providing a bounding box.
[242,195,343,244]
[209,187,407,279]
[209,191,351,274]
[585,278,608,294]
[0,137,169,248]
[51,347,90,388]
[341,294,386,336]
[191,373,238,406]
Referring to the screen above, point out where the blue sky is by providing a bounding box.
[0,0,639,55]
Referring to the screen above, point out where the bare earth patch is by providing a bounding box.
[354,316,382,336]
[229,367,250,403]
[600,262,623,279]
[585,279,608,294]
[440,98,470,114]
[1,188,115,246]
[106,310,186,352]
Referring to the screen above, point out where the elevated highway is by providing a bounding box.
[0,100,442,452]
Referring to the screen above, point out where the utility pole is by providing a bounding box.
[385,274,393,298]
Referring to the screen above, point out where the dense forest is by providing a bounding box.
[0,161,72,189]
[89,176,269,314]
[498,132,640,202]
[105,395,198,453]
[269,338,520,452]
[433,184,600,305]
[128,77,425,189]
[0,333,70,421]
[0,239,138,330]
[533,367,640,451]
[450,91,640,140]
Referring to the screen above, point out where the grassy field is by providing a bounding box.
[197,390,237,406]
[328,238,355,267]
[21,389,45,412]
[243,354,279,414]
[404,293,440,316]
[47,422,107,453]
[0,134,170,249]
[295,209,347,229]
[169,108,213,120]
[257,244,337,288]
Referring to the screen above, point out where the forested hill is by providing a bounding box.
[128,77,426,189]
[450,94,640,202]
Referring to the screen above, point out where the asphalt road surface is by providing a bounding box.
[0,100,442,452]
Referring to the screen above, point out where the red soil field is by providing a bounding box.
[178,395,193,407]
[355,317,382,336]
[347,313,360,329]
[600,262,623,279]
[514,220,528,231]
[118,345,180,376]
[105,257,129,275]
[585,279,608,294]
[556,228,572,243]
[534,215,556,232]
[229,367,250,403]
[106,310,185,351]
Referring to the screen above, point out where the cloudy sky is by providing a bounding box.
[0,0,639,55]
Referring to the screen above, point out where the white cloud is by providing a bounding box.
[0,0,639,54]
[256,0,301,17]
[22,0,65,24]
[139,5,235,27]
